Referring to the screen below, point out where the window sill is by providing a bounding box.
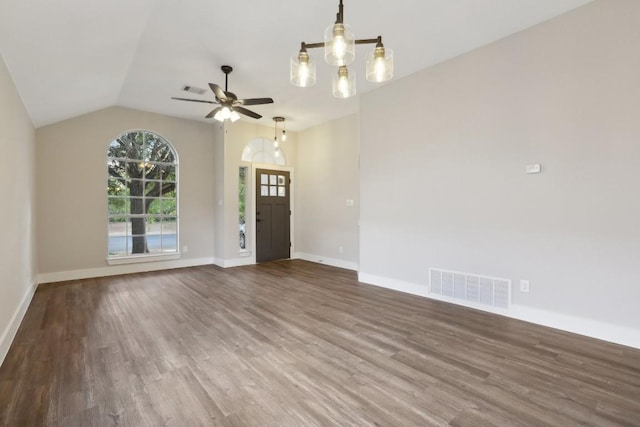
[107,253,181,265]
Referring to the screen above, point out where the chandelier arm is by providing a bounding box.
[301,41,324,50]
[300,37,382,51]
[355,37,381,45]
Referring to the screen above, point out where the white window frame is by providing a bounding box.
[106,130,180,265]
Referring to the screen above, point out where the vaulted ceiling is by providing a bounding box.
[0,0,592,131]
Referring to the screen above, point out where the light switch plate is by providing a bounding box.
[526,164,541,174]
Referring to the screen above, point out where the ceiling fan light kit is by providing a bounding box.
[290,0,394,98]
[172,65,273,122]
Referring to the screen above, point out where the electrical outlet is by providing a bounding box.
[182,245,188,253]
[520,280,530,293]
[339,246,344,254]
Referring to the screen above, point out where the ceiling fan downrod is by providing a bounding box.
[221,65,233,92]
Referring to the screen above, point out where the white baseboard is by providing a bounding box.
[358,273,429,298]
[218,257,255,268]
[0,280,37,367]
[358,271,640,350]
[294,252,358,271]
[508,305,640,350]
[37,257,215,284]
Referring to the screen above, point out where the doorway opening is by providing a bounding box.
[240,137,294,264]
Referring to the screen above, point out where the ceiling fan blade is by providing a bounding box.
[237,97,274,106]
[209,83,227,101]
[171,97,215,104]
[234,106,262,119]
[205,107,222,119]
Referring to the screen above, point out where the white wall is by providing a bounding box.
[359,0,640,347]
[36,107,217,282]
[0,52,37,364]
[213,121,226,264]
[296,115,359,270]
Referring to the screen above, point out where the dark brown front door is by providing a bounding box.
[256,168,291,263]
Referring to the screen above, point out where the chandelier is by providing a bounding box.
[290,0,394,98]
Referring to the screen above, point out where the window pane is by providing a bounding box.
[145,180,160,195]
[108,197,129,215]
[129,197,145,215]
[162,217,177,235]
[108,178,129,196]
[107,158,128,179]
[146,217,162,253]
[109,139,124,153]
[108,217,129,256]
[128,180,145,197]
[146,216,162,234]
[162,232,177,253]
[155,164,176,181]
[147,198,162,215]
[143,137,158,161]
[162,186,177,198]
[160,198,177,215]
[130,234,147,255]
[108,216,129,232]
[162,217,177,253]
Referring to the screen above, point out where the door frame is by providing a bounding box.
[249,163,295,265]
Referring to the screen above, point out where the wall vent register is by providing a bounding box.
[429,268,511,309]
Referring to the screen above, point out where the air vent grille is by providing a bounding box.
[429,268,511,309]
[181,85,207,95]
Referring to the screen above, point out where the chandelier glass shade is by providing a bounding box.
[290,47,317,88]
[324,23,355,66]
[332,66,356,98]
[366,43,393,83]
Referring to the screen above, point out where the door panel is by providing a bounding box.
[256,169,290,262]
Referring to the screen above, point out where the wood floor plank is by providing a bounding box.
[1,260,639,426]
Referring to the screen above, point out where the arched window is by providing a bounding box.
[107,130,178,260]
[241,137,286,166]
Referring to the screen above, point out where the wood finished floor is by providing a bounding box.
[1,260,639,426]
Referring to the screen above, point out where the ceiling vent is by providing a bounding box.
[181,85,207,95]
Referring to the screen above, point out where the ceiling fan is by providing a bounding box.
[172,65,274,122]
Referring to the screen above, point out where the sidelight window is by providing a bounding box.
[239,166,248,250]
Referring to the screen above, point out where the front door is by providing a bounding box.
[256,168,291,262]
